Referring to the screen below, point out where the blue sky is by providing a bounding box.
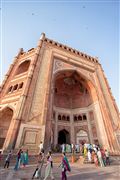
[0,0,119,109]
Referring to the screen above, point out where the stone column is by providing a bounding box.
[54,111,58,146]
[86,112,93,144]
[70,113,75,144]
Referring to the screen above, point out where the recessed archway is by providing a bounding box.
[0,107,13,148]
[58,129,70,145]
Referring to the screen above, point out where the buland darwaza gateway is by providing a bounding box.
[0,33,120,154]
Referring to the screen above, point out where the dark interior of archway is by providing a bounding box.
[58,129,70,144]
[54,71,92,109]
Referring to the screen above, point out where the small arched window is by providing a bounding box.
[7,86,13,93]
[78,115,82,121]
[62,115,66,120]
[15,60,30,75]
[74,116,77,121]
[83,115,87,120]
[18,82,23,89]
[13,84,18,91]
[58,115,61,120]
[67,116,70,121]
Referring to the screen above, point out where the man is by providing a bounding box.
[105,149,110,165]
[39,141,43,153]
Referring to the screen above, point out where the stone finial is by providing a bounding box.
[40,32,45,40]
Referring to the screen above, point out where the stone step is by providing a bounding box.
[0,153,80,167]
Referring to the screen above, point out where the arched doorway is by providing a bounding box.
[0,107,13,148]
[58,129,70,144]
[76,130,89,144]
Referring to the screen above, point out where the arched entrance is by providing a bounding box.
[76,130,89,144]
[58,129,70,144]
[0,107,13,148]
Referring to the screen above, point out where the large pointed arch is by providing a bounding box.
[0,107,14,148]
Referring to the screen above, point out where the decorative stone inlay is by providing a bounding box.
[53,60,63,72]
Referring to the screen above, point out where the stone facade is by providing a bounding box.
[0,33,120,154]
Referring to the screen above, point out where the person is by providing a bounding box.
[14,149,22,170]
[87,150,91,163]
[97,149,104,167]
[83,146,87,157]
[43,151,54,180]
[0,151,2,161]
[23,149,29,166]
[32,150,45,179]
[60,152,71,180]
[105,149,110,165]
[94,153,98,167]
[62,144,66,153]
[4,150,12,168]
[101,149,106,166]
[39,141,43,153]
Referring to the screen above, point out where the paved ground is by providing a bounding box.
[0,156,120,180]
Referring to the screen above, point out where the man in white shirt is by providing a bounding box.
[39,141,43,153]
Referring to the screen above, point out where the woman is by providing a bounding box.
[14,149,22,170]
[60,152,71,180]
[44,151,54,180]
[23,149,29,166]
[94,153,98,167]
[32,151,44,179]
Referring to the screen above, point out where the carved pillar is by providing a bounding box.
[54,111,58,146]
[86,112,93,144]
[70,113,75,144]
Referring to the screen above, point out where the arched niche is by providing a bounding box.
[15,60,31,75]
[76,130,89,144]
[0,107,14,148]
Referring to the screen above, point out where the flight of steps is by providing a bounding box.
[0,153,81,168]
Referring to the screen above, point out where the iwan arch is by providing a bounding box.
[0,33,120,154]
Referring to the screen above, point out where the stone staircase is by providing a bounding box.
[0,153,80,168]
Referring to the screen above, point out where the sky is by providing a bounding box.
[0,0,119,109]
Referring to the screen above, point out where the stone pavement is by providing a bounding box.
[0,160,120,180]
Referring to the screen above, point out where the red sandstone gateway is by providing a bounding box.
[0,33,120,155]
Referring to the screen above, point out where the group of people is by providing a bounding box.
[61,143,80,153]
[1,141,111,179]
[14,149,29,170]
[2,149,29,170]
[83,143,110,167]
[32,150,71,180]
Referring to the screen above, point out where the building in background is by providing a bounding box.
[0,33,120,154]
